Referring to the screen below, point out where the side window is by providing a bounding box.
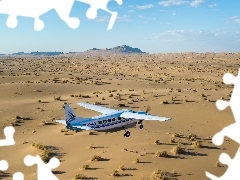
[112,118,115,121]
[108,119,111,123]
[118,117,121,120]
[98,121,102,124]
[83,124,86,126]
[103,120,107,124]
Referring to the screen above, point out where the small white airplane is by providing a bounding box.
[56,102,172,137]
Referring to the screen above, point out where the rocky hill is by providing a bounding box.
[86,45,146,54]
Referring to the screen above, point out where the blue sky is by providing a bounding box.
[0,0,240,54]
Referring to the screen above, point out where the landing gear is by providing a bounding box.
[140,124,143,129]
[122,126,130,137]
[124,131,130,137]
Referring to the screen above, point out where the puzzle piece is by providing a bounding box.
[206,147,240,179]
[24,155,60,180]
[0,0,80,31]
[0,160,8,171]
[77,0,123,30]
[211,70,240,146]
[0,126,15,146]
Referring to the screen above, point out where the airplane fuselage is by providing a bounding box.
[69,111,140,131]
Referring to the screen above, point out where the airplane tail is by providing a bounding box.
[64,103,76,124]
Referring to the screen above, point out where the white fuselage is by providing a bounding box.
[70,111,140,131]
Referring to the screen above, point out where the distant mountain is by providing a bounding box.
[30,51,64,56]
[86,45,146,54]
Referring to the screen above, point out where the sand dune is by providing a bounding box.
[0,52,239,179]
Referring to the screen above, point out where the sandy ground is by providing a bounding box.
[0,52,240,179]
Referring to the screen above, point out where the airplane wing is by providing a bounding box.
[120,112,171,121]
[77,102,119,114]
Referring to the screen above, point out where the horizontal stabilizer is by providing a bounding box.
[120,112,171,121]
[68,125,93,131]
[55,120,66,125]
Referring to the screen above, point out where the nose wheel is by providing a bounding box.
[140,124,143,129]
[122,126,130,137]
[124,131,130,137]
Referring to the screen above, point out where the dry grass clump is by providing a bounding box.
[119,165,125,171]
[91,155,102,161]
[152,169,165,179]
[160,100,169,104]
[32,142,53,162]
[188,133,197,141]
[172,133,180,137]
[134,158,140,163]
[110,170,120,177]
[154,140,162,145]
[81,164,90,170]
[191,140,202,148]
[169,138,176,143]
[54,96,62,101]
[32,142,46,151]
[171,144,184,154]
[74,173,88,179]
[215,161,223,167]
[155,150,168,158]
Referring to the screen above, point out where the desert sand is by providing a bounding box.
[0,52,240,179]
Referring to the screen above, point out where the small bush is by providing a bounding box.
[74,174,87,179]
[188,133,197,141]
[155,150,168,158]
[191,140,202,148]
[110,170,120,177]
[154,140,162,145]
[81,164,90,170]
[171,144,184,154]
[91,155,102,161]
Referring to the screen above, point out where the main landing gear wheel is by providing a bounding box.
[122,126,130,137]
[124,131,130,137]
[140,124,143,129]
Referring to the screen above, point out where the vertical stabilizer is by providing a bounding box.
[64,104,76,124]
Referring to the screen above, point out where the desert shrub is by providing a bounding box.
[91,155,102,161]
[188,133,197,141]
[155,150,168,158]
[81,164,90,170]
[171,144,184,154]
[154,140,162,145]
[110,170,120,177]
[74,174,87,179]
[191,140,202,148]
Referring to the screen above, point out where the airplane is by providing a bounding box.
[56,102,172,137]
